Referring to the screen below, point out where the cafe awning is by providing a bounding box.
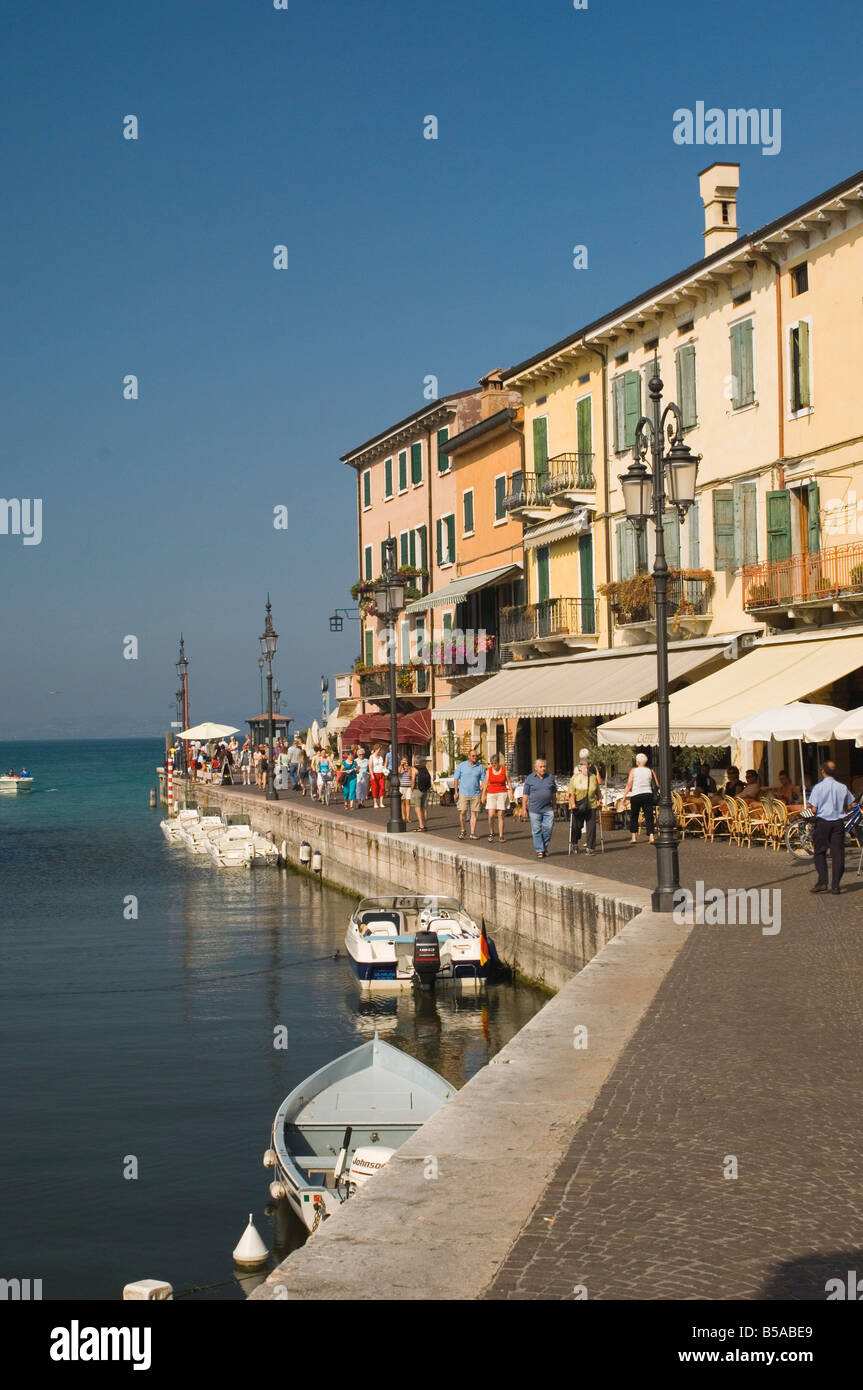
[341,709,432,746]
[431,642,722,721]
[404,564,522,615]
[597,629,863,746]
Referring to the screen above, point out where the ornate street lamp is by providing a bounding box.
[375,537,406,833]
[175,636,190,774]
[618,363,701,912]
[259,596,279,801]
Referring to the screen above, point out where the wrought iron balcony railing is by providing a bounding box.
[610,574,712,626]
[742,542,863,609]
[358,666,430,698]
[500,596,596,646]
[502,470,553,514]
[542,452,596,494]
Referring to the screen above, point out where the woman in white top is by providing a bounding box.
[369,745,387,808]
[624,753,659,844]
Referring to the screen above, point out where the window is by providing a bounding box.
[644,337,659,351]
[615,351,629,366]
[687,499,701,568]
[675,343,697,428]
[411,441,422,485]
[790,320,812,413]
[766,489,792,563]
[462,489,475,535]
[616,518,647,578]
[380,539,388,572]
[384,457,393,499]
[712,481,757,570]
[791,262,809,296]
[578,373,590,385]
[436,428,450,473]
[678,319,694,335]
[613,371,641,451]
[721,200,729,225]
[532,417,549,477]
[400,621,410,665]
[732,290,751,307]
[494,474,507,522]
[415,524,428,571]
[436,514,456,566]
[536,395,547,405]
[399,530,409,566]
[363,545,372,581]
[730,319,755,409]
[535,545,550,602]
[362,469,371,509]
[364,628,374,666]
[398,450,408,492]
[576,396,592,464]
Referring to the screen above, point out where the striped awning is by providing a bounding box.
[522,510,593,548]
[431,644,722,720]
[405,563,522,615]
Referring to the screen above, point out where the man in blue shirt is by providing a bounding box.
[809,760,853,894]
[521,758,558,858]
[454,747,485,839]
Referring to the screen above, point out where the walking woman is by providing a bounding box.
[567,749,603,854]
[341,747,358,810]
[411,758,432,831]
[624,753,658,844]
[481,754,513,842]
[369,745,386,808]
[398,756,414,826]
[355,745,370,807]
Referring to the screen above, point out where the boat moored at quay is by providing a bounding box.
[345,894,493,990]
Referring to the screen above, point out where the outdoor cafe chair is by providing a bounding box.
[672,789,705,839]
[697,792,724,842]
[719,795,745,847]
[738,796,770,849]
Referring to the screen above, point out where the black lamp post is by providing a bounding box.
[373,538,407,834]
[175,636,190,775]
[618,363,700,912]
[259,597,279,801]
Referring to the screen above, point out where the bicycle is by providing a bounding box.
[785,800,863,861]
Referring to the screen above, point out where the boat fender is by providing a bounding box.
[299,841,311,866]
[312,848,322,874]
[262,1149,277,1168]
[232,1213,270,1270]
[269,1180,288,1201]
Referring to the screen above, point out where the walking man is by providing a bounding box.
[454,746,485,840]
[522,758,557,859]
[288,735,303,790]
[809,760,853,895]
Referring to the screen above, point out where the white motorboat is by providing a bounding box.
[180,814,224,853]
[205,824,254,867]
[0,774,34,794]
[263,1034,454,1233]
[160,808,199,841]
[345,895,492,990]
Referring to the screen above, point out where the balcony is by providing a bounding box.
[358,665,431,699]
[433,632,500,682]
[500,596,597,656]
[601,572,713,635]
[502,470,554,523]
[542,453,596,504]
[743,542,863,619]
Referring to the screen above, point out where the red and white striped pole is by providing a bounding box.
[167,749,174,816]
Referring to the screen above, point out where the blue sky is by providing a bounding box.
[1,0,860,738]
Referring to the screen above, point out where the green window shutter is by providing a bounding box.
[409,530,416,567]
[463,490,474,533]
[416,524,427,571]
[494,475,506,520]
[384,457,393,497]
[411,441,422,485]
[380,539,387,572]
[399,532,409,566]
[398,450,407,491]
[713,490,737,571]
[436,518,443,566]
[362,470,371,508]
[688,499,701,568]
[676,344,697,428]
[437,428,449,472]
[532,417,549,477]
[616,519,637,579]
[662,512,681,569]
[578,534,595,634]
[733,480,758,567]
[442,611,453,636]
[766,489,792,563]
[364,628,374,666]
[364,545,372,581]
[807,482,820,555]
[576,397,592,458]
[613,377,626,451]
[446,514,455,563]
[730,321,755,408]
[623,372,641,448]
[792,322,811,410]
[536,545,550,602]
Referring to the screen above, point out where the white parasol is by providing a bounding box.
[179,722,240,740]
[730,702,846,806]
[828,705,863,748]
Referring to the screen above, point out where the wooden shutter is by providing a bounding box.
[730,321,755,408]
[436,518,443,566]
[807,482,820,555]
[536,545,550,601]
[446,514,455,563]
[624,372,641,447]
[676,344,697,428]
[398,450,407,491]
[713,490,737,571]
[792,322,811,410]
[576,397,592,458]
[616,519,637,579]
[734,480,758,567]
[416,524,427,571]
[766,489,792,562]
[495,475,506,520]
[362,469,371,508]
[409,530,416,567]
[579,534,595,633]
[411,442,422,484]
[613,377,626,451]
[384,457,393,497]
[380,539,387,572]
[463,490,474,533]
[662,512,681,568]
[364,628,374,666]
[688,499,701,568]
[399,532,409,566]
[533,417,549,477]
[364,545,372,581]
[437,428,449,472]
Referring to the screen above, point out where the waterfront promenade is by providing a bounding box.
[179,780,863,1299]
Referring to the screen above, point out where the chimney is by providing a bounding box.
[699,162,740,256]
[479,368,505,420]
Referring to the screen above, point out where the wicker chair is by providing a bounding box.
[739,796,770,849]
[763,795,789,852]
[698,792,724,842]
[720,795,744,847]
[672,790,705,839]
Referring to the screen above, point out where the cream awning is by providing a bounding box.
[431,644,720,720]
[596,630,863,746]
[404,564,522,615]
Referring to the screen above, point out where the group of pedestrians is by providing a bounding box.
[518,749,605,859]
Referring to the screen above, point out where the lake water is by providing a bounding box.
[0,739,548,1299]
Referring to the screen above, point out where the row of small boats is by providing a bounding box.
[160,808,279,866]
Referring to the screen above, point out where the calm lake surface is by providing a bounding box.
[0,740,548,1299]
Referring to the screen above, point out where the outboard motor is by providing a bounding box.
[413,930,441,990]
